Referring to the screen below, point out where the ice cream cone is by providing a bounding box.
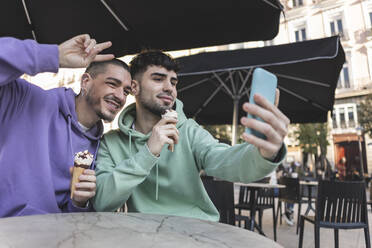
[70,150,93,199]
[70,167,85,198]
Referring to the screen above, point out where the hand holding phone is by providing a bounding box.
[245,68,277,140]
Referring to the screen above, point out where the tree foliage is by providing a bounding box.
[294,123,329,156]
[358,94,372,137]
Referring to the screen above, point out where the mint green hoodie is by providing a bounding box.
[93,99,285,221]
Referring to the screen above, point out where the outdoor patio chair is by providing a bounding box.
[235,177,278,241]
[276,177,307,234]
[301,178,317,201]
[201,176,250,227]
[298,180,370,248]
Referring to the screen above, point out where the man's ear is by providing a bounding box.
[131,79,140,96]
[81,73,91,91]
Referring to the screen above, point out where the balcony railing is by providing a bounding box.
[331,30,349,41]
[365,28,372,40]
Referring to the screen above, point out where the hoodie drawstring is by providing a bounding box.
[91,139,100,170]
[67,114,100,170]
[155,163,159,200]
[128,131,132,155]
[67,115,73,163]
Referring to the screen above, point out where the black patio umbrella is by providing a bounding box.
[176,36,345,144]
[0,0,283,57]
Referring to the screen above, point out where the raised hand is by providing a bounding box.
[58,34,114,68]
[240,89,290,160]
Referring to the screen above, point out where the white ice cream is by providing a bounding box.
[74,150,93,167]
[162,109,178,120]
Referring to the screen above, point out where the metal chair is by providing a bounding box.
[276,177,307,234]
[201,176,251,228]
[298,180,371,248]
[201,176,235,225]
[235,178,278,241]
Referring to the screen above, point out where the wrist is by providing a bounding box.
[145,143,160,157]
[262,144,285,163]
[58,45,66,68]
[72,199,89,208]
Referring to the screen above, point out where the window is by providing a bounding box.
[337,61,350,89]
[289,20,308,43]
[339,108,346,129]
[330,19,344,37]
[332,111,337,129]
[369,12,372,27]
[325,10,348,41]
[332,104,358,130]
[348,107,355,128]
[292,0,303,7]
[294,28,307,42]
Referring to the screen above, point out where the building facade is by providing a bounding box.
[273,0,372,175]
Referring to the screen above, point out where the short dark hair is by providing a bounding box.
[85,59,130,79]
[129,50,179,81]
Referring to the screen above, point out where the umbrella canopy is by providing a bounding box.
[0,0,282,57]
[176,36,345,144]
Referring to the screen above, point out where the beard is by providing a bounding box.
[96,111,114,122]
[86,90,121,122]
[138,89,173,116]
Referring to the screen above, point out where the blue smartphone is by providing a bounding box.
[245,68,277,140]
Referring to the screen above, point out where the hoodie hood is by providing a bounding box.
[118,98,187,139]
[60,88,103,141]
[59,88,103,170]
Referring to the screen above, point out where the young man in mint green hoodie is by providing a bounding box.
[93,51,290,221]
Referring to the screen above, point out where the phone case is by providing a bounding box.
[245,68,277,140]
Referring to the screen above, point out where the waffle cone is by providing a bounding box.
[70,167,85,199]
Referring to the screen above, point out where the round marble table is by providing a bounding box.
[0,212,282,248]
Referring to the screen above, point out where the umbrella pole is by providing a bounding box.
[232,99,239,146]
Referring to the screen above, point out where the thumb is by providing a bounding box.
[274,89,280,107]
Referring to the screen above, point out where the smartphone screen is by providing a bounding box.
[245,68,277,140]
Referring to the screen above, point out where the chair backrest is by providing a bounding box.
[256,187,275,206]
[278,177,301,202]
[239,177,274,206]
[316,180,368,224]
[201,177,235,225]
[238,185,254,206]
[238,177,275,207]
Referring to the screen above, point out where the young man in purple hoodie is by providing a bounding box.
[0,34,132,217]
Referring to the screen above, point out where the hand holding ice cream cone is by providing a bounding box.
[161,109,178,152]
[147,110,179,157]
[70,150,94,200]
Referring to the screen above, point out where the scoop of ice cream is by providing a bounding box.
[161,110,178,152]
[161,109,178,120]
[74,150,93,168]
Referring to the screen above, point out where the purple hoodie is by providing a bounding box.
[0,37,103,217]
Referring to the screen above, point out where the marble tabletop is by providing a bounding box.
[0,212,282,248]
